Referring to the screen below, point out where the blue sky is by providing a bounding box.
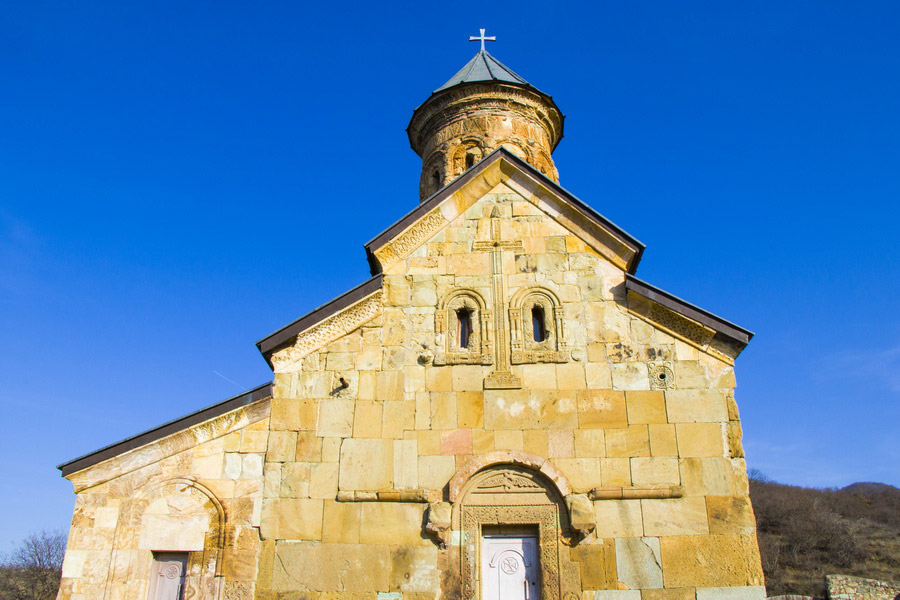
[1,1,898,550]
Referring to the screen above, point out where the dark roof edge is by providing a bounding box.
[57,382,273,478]
[256,275,384,361]
[625,274,754,344]
[365,147,645,273]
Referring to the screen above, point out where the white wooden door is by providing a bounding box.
[481,534,539,600]
[148,553,188,600]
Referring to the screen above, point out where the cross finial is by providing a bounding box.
[469,28,496,53]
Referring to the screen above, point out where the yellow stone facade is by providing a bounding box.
[57,47,764,600]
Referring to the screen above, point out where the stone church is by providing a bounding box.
[56,36,765,600]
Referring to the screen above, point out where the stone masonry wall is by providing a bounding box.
[260,180,764,600]
[826,575,900,600]
[57,174,764,600]
[57,400,271,600]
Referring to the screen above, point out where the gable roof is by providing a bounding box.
[625,274,754,346]
[57,382,272,478]
[435,50,535,93]
[365,146,646,275]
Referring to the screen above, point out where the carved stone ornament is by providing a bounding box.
[373,210,449,271]
[509,287,569,365]
[455,465,581,600]
[271,291,382,371]
[433,289,493,366]
[649,363,675,390]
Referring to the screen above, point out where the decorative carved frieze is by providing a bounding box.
[271,291,382,371]
[374,210,449,271]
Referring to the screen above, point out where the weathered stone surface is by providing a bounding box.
[571,540,617,589]
[695,587,767,600]
[706,495,757,535]
[676,423,725,457]
[625,391,667,424]
[339,439,393,490]
[641,497,710,536]
[666,390,728,423]
[359,503,425,545]
[593,499,643,538]
[615,536,662,589]
[630,457,680,487]
[260,498,323,540]
[272,542,391,591]
[660,534,765,587]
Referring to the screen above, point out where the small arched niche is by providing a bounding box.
[452,463,578,600]
[434,289,492,366]
[509,287,568,364]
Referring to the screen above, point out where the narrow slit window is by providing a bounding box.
[430,170,440,192]
[465,152,476,169]
[457,308,473,349]
[532,306,547,343]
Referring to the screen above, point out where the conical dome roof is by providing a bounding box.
[434,50,539,93]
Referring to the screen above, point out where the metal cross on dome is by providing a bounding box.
[469,28,496,52]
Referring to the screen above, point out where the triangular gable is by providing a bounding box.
[365,147,645,276]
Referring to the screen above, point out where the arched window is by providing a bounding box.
[531,306,546,343]
[509,287,568,364]
[430,170,441,193]
[434,289,492,366]
[457,308,473,349]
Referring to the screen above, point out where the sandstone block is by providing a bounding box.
[641,588,696,600]
[625,391,667,424]
[586,363,613,389]
[672,360,709,388]
[676,423,725,458]
[660,535,764,588]
[383,401,415,438]
[524,429,549,457]
[615,537,662,589]
[648,424,678,457]
[360,503,426,545]
[377,371,404,401]
[575,429,605,458]
[309,463,339,499]
[390,546,440,592]
[440,429,473,455]
[295,432,323,462]
[600,458,632,487]
[457,391,484,428]
[272,542,390,591]
[339,439,393,490]
[706,495,756,535]
[418,455,456,490]
[680,458,736,496]
[665,390,727,423]
[594,499,644,538]
[557,363,587,389]
[571,539,617,589]
[577,390,627,429]
[394,439,419,490]
[430,392,458,429]
[452,365,484,391]
[593,591,640,600]
[641,497,709,536]
[606,426,650,458]
[695,587,766,600]
[473,429,495,453]
[521,364,558,389]
[353,400,384,438]
[555,458,599,490]
[548,429,575,458]
[494,429,525,451]
[241,430,269,453]
[260,498,323,540]
[486,390,578,430]
[630,457,680,487]
[266,431,297,463]
[611,363,649,390]
[322,501,360,543]
[425,367,452,392]
[317,399,354,437]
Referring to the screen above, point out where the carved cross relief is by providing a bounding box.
[474,205,523,389]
